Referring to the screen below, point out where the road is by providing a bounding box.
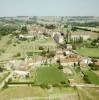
[0,72,13,89]
[71,83,99,88]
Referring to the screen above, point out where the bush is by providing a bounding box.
[39,46,44,50]
[7,39,12,45]
[14,52,21,57]
[52,84,60,87]
[60,81,66,84]
[0,49,5,53]
[26,52,33,56]
[40,84,50,89]
[13,44,16,46]
[58,65,63,69]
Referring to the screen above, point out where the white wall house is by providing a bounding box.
[19,34,34,39]
[71,34,90,41]
[13,71,29,78]
[53,32,64,44]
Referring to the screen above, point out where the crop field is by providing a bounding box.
[78,87,99,100]
[83,70,99,85]
[76,47,99,58]
[0,35,57,61]
[35,64,67,85]
[0,86,78,100]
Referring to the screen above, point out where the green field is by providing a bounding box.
[0,86,47,100]
[76,48,99,58]
[83,70,99,85]
[35,64,67,85]
[78,87,99,100]
[0,86,78,100]
[0,35,56,61]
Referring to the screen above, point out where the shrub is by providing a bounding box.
[40,84,50,89]
[39,46,44,50]
[14,52,21,57]
[7,39,12,45]
[13,44,16,46]
[58,65,63,69]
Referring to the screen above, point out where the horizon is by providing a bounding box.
[0,0,99,17]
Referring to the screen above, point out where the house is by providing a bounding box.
[71,31,90,41]
[53,32,64,44]
[93,59,99,70]
[64,50,74,56]
[95,60,99,66]
[54,50,65,61]
[13,70,29,78]
[60,56,79,66]
[66,44,72,49]
[19,34,34,39]
[68,79,75,86]
[80,57,93,67]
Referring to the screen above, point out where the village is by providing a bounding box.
[0,16,99,100]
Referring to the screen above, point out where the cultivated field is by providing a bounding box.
[0,35,57,61]
[0,86,78,100]
[83,70,99,85]
[78,87,99,100]
[76,47,99,58]
[35,64,67,85]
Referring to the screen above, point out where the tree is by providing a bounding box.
[57,59,61,65]
[39,46,44,50]
[45,24,56,29]
[41,50,46,57]
[21,26,28,34]
[71,26,77,31]
[0,66,3,72]
[47,51,55,64]
[74,62,76,68]
[58,65,63,69]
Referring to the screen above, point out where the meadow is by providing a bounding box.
[35,64,67,85]
[76,47,99,58]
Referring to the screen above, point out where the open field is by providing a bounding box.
[78,87,99,100]
[0,86,78,100]
[83,70,99,85]
[93,70,99,77]
[0,71,10,83]
[0,86,48,100]
[67,67,85,83]
[35,64,67,85]
[76,47,99,58]
[0,35,57,61]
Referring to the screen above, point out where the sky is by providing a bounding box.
[0,0,99,16]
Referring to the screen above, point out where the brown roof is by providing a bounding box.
[95,60,99,66]
[60,57,79,63]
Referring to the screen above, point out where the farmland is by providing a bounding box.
[76,47,99,58]
[83,70,99,85]
[0,35,56,61]
[35,64,67,85]
[78,87,99,100]
[0,86,78,100]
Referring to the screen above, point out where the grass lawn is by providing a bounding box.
[0,35,56,61]
[83,70,99,85]
[0,86,48,100]
[35,64,67,85]
[78,87,99,100]
[67,67,85,83]
[0,71,10,83]
[76,47,99,58]
[0,86,78,100]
